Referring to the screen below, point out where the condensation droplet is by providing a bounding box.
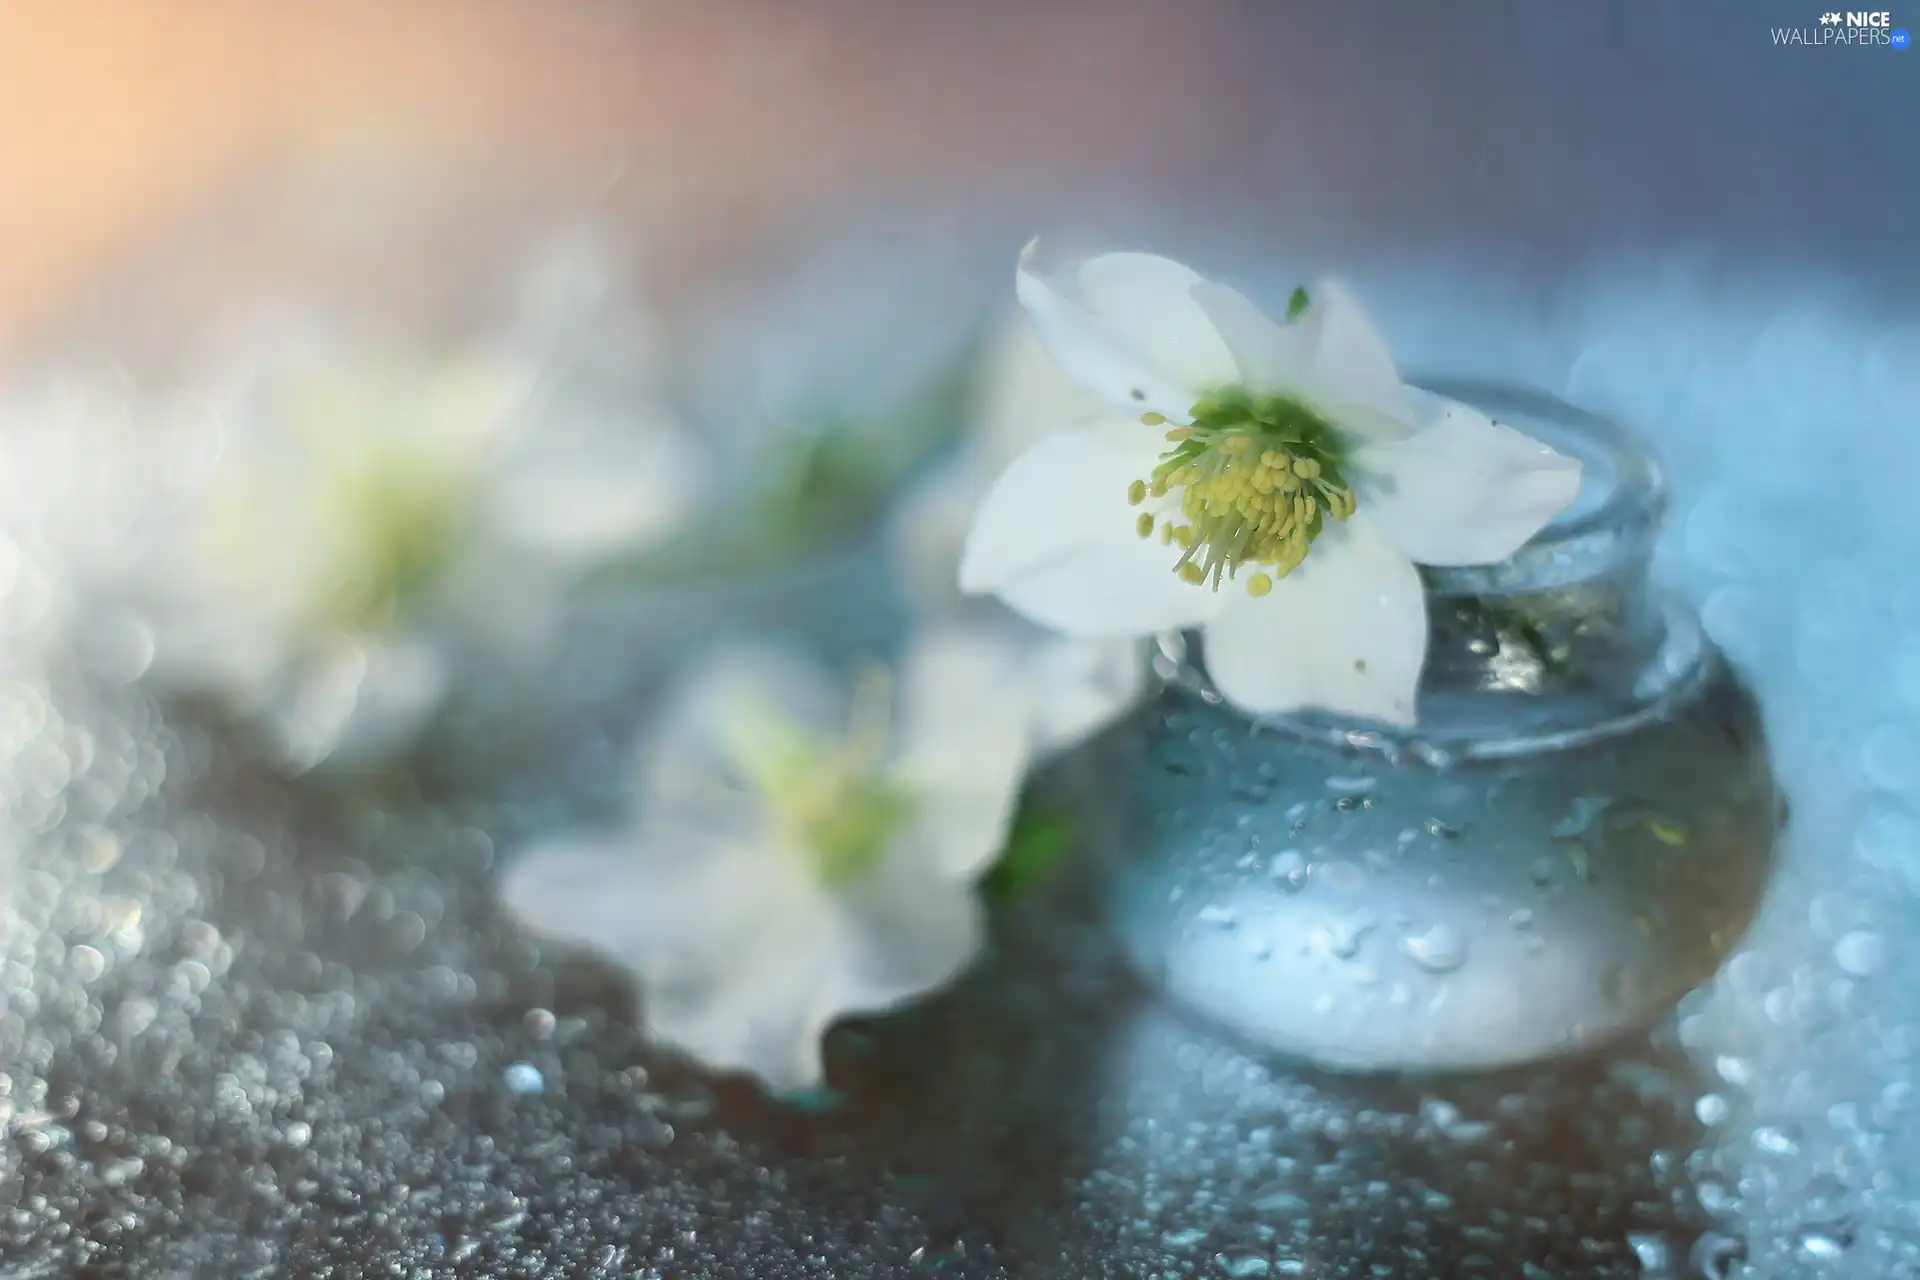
[1400,923,1468,973]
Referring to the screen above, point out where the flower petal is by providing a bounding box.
[971,308,1111,469]
[1352,398,1584,567]
[1188,281,1313,395]
[958,417,1170,595]
[1201,513,1426,725]
[993,536,1233,639]
[316,635,453,769]
[501,822,845,1089]
[891,626,1034,878]
[834,838,986,1009]
[1297,279,1413,441]
[488,406,696,562]
[1016,241,1236,416]
[637,640,844,817]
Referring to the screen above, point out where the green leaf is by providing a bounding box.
[1285,286,1312,322]
[983,803,1077,903]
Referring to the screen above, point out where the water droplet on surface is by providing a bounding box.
[1694,1093,1731,1126]
[1627,1231,1669,1273]
[1797,1231,1846,1262]
[1752,1125,1799,1156]
[503,1062,545,1095]
[1688,1231,1745,1280]
[1715,1055,1753,1086]
[1220,1256,1272,1277]
[1833,930,1887,977]
[1400,923,1468,973]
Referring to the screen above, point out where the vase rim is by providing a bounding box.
[1407,376,1667,598]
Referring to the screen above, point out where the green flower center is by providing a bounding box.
[318,450,471,632]
[1128,391,1356,597]
[730,672,917,886]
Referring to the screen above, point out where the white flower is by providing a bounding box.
[887,308,1148,755]
[0,371,220,679]
[960,243,1584,726]
[501,628,1032,1090]
[133,348,694,769]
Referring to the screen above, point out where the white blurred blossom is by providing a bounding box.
[0,326,694,769]
[961,243,1582,725]
[888,309,1148,756]
[142,350,693,769]
[502,628,1031,1090]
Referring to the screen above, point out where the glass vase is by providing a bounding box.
[1093,379,1780,1073]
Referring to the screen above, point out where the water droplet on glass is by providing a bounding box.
[1318,861,1367,894]
[1324,912,1375,960]
[1401,923,1468,973]
[1694,1093,1731,1126]
[1197,904,1237,929]
[1552,795,1614,838]
[1752,1125,1799,1156]
[1269,850,1308,891]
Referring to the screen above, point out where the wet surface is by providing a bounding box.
[1,4,1917,1274]
[0,663,1737,1277]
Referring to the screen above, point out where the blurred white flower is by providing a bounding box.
[0,372,212,680]
[502,627,1031,1090]
[961,243,1582,725]
[888,309,1148,755]
[0,333,695,770]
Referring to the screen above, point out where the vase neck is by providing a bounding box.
[1176,379,1712,762]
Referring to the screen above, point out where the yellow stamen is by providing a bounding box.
[1136,512,1155,538]
[1124,393,1358,593]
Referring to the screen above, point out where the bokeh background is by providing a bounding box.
[2,1,1918,1275]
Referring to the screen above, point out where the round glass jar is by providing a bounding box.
[1093,379,1780,1073]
